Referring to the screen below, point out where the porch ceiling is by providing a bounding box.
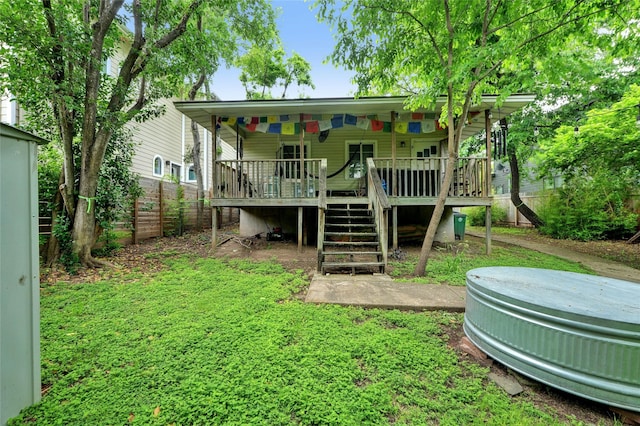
[174,94,534,141]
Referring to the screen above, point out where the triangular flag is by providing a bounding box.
[371,120,384,131]
[319,120,332,131]
[282,122,295,135]
[267,115,278,123]
[305,121,320,133]
[331,115,344,128]
[256,122,269,133]
[421,120,435,133]
[344,114,357,125]
[268,123,282,134]
[395,122,408,134]
[356,117,370,130]
[408,122,421,134]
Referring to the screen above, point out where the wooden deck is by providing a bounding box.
[211,157,489,207]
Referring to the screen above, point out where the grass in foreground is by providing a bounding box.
[12,255,593,425]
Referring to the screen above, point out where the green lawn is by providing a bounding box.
[388,242,591,285]
[10,252,601,425]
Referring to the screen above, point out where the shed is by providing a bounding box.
[0,123,46,425]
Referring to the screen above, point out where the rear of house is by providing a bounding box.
[175,95,533,273]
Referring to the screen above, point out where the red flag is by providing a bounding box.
[371,119,384,131]
[412,113,424,120]
[305,121,320,133]
[245,123,257,132]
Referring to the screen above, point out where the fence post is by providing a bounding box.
[132,198,139,244]
[159,180,164,237]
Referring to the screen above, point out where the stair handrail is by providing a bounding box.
[367,158,390,268]
[316,159,327,271]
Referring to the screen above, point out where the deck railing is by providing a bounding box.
[213,157,486,200]
[373,157,486,198]
[214,159,323,199]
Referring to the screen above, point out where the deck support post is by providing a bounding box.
[485,205,492,255]
[298,206,303,252]
[392,206,398,250]
[211,114,217,250]
[317,207,325,272]
[484,109,492,255]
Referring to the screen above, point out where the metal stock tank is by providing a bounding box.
[464,267,640,411]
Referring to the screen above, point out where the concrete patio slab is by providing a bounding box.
[306,273,466,312]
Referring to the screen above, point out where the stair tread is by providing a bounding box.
[324,231,378,237]
[322,251,382,255]
[326,215,373,220]
[325,223,374,228]
[322,261,385,267]
[323,241,380,246]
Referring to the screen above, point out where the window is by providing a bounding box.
[280,143,308,178]
[346,141,375,179]
[187,164,196,182]
[153,155,163,177]
[170,163,181,181]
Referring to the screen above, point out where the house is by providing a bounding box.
[175,95,534,273]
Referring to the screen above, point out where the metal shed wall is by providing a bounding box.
[0,123,43,425]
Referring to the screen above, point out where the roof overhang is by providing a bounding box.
[174,94,534,140]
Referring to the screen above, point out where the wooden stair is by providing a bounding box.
[320,203,385,274]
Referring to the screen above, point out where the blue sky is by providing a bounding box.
[212,0,356,100]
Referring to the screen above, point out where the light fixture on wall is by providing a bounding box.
[400,140,405,148]
[165,160,171,166]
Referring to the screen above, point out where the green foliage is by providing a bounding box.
[51,214,79,274]
[13,256,575,425]
[238,46,315,99]
[464,204,507,226]
[538,174,638,241]
[540,85,640,181]
[37,144,63,216]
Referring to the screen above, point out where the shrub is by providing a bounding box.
[464,204,507,226]
[538,173,638,241]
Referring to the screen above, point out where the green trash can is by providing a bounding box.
[453,212,467,240]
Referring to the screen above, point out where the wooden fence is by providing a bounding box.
[39,177,239,244]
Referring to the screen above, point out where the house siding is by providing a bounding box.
[240,128,446,192]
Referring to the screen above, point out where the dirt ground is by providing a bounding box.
[41,226,640,425]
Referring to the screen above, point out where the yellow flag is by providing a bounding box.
[282,122,295,135]
[395,122,408,134]
[267,115,278,123]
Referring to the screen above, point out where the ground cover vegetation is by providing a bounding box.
[12,241,616,425]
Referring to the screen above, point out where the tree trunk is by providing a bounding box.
[191,118,205,229]
[188,70,206,230]
[43,171,65,266]
[507,140,544,228]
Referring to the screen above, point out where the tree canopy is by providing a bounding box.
[0,0,278,266]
